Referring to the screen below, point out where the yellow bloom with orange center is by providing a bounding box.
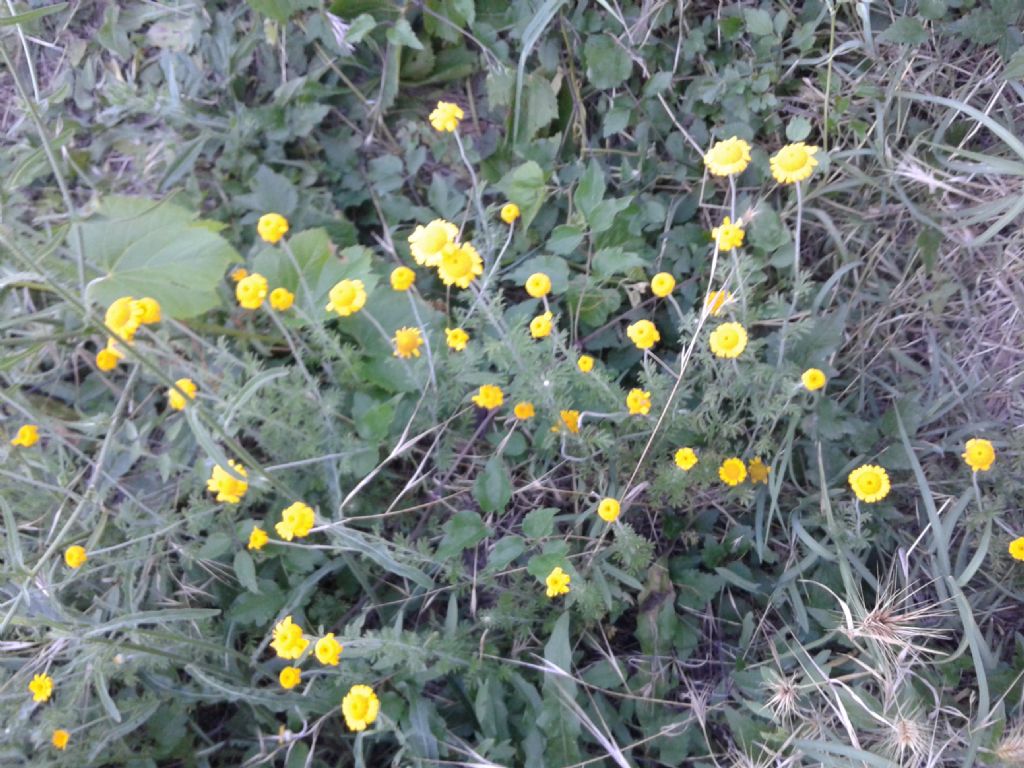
[269,287,295,311]
[711,217,745,252]
[513,402,535,420]
[437,241,483,289]
[258,213,290,244]
[445,327,469,351]
[770,143,819,184]
[626,388,651,415]
[230,266,249,282]
[626,319,660,350]
[279,666,301,690]
[390,266,416,291]
[705,137,751,176]
[325,279,367,317]
[207,460,249,504]
[719,458,747,486]
[525,272,552,298]
[393,327,423,359]
[597,498,620,523]
[64,545,87,569]
[530,311,553,339]
[848,464,890,503]
[500,203,520,224]
[408,219,458,267]
[472,385,503,410]
[167,378,197,411]
[709,322,748,358]
[429,101,464,132]
[342,684,381,731]
[52,729,69,750]
[650,272,676,298]
[10,424,39,447]
[236,273,269,310]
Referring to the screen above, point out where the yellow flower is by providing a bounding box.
[530,311,553,339]
[650,272,676,298]
[429,100,464,132]
[711,217,745,252]
[626,319,660,350]
[408,219,458,267]
[248,526,269,551]
[257,213,290,244]
[133,297,161,324]
[315,633,343,666]
[325,279,367,317]
[206,460,249,504]
[545,566,571,598]
[230,266,249,282]
[704,290,733,316]
[167,378,197,411]
[437,241,483,289]
[770,143,819,184]
[802,368,826,391]
[342,685,381,733]
[719,457,747,486]
[95,341,123,371]
[674,447,698,470]
[577,355,594,373]
[963,438,995,472]
[52,729,69,750]
[626,388,651,416]
[390,266,416,291]
[1009,537,1024,561]
[848,464,891,503]
[445,327,469,351]
[748,457,770,484]
[597,498,620,523]
[105,296,143,342]
[709,322,748,358]
[278,666,301,690]
[269,287,295,311]
[393,327,423,359]
[514,402,535,420]
[558,410,580,434]
[704,136,752,177]
[29,673,53,703]
[270,615,309,660]
[500,203,520,224]
[10,424,39,447]
[275,501,315,541]
[64,545,87,569]
[525,272,551,298]
[472,385,503,410]
[236,273,269,310]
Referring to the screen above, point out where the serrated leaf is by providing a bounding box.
[574,161,605,221]
[247,0,318,22]
[743,8,774,36]
[592,246,645,277]
[234,550,259,593]
[437,510,490,560]
[878,16,928,45]
[386,17,423,49]
[1005,48,1024,80]
[547,225,584,255]
[584,35,632,89]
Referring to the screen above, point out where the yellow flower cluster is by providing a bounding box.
[704,137,821,185]
[206,460,249,504]
[275,501,315,541]
[407,218,482,289]
[236,273,294,312]
[429,100,463,133]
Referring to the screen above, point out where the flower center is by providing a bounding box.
[443,248,471,276]
[860,475,879,492]
[349,697,368,719]
[718,144,742,163]
[777,146,808,171]
[720,330,738,348]
[421,225,449,252]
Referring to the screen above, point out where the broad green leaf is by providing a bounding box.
[521,72,558,140]
[584,35,632,89]
[246,0,318,22]
[786,116,812,142]
[592,247,645,277]
[506,254,570,294]
[436,510,490,560]
[234,165,298,216]
[473,456,512,513]
[386,17,423,49]
[574,161,605,221]
[522,507,557,539]
[82,197,239,319]
[878,17,928,45]
[1005,47,1024,80]
[233,550,259,593]
[496,161,546,229]
[743,8,774,36]
[486,536,525,572]
[547,225,584,255]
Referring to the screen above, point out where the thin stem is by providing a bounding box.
[775,181,803,369]
[454,131,493,255]
[406,292,437,391]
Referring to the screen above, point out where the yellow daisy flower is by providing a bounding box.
[650,272,676,297]
[270,615,309,660]
[525,272,552,298]
[530,311,553,339]
[408,219,458,267]
[341,684,380,732]
[315,633,343,666]
[29,673,53,703]
[248,526,269,551]
[390,266,415,291]
[52,729,69,750]
[711,217,745,252]
[206,460,249,504]
[437,241,483,289]
[1009,537,1024,561]
[848,464,890,503]
[278,666,301,690]
[393,327,423,359]
[167,378,197,411]
[64,545,87,569]
[674,447,698,470]
[577,355,594,373]
[236,273,269,310]
[513,402,535,420]
[445,327,469,351]
[770,143,819,184]
[748,457,770,484]
[257,213,290,244]
[500,203,520,224]
[626,388,651,415]
[802,368,826,391]
[709,322,748,358]
[626,319,660,350]
[704,290,733,316]
[705,136,752,177]
[545,566,571,598]
[325,279,367,317]
[269,287,295,311]
[10,424,39,447]
[429,101,464,132]
[962,438,995,472]
[597,498,620,523]
[472,385,503,410]
[719,457,747,486]
[275,501,315,541]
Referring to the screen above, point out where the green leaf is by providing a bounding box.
[584,35,632,89]
[526,541,568,579]
[786,116,812,142]
[352,393,396,441]
[522,507,557,539]
[574,161,605,220]
[592,247,645,277]
[547,225,584,255]
[436,510,490,560]
[82,197,239,319]
[506,255,570,294]
[386,17,423,49]
[486,536,525,571]
[473,456,512,513]
[0,2,67,28]
[496,161,547,228]
[521,73,559,140]
[1005,48,1024,80]
[743,8,774,36]
[918,0,947,20]
[246,0,318,22]
[878,17,928,45]
[235,165,298,216]
[233,550,259,593]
